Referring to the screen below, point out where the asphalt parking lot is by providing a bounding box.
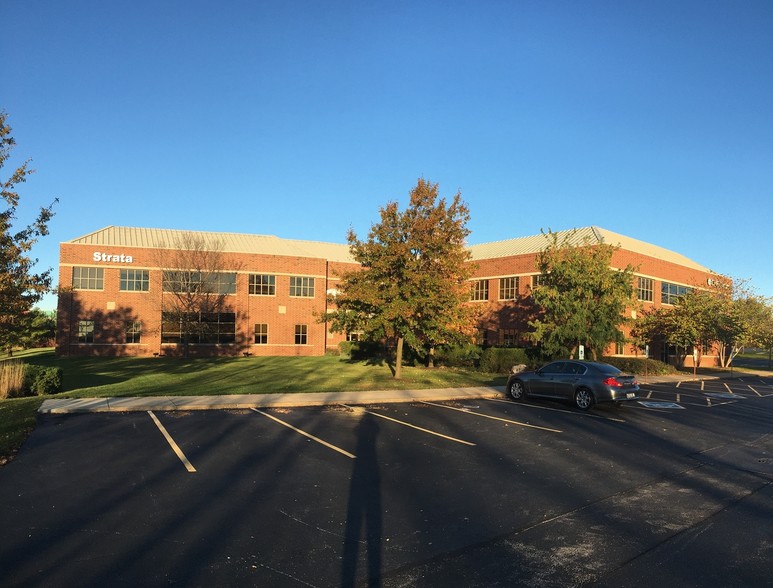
[1,376,772,587]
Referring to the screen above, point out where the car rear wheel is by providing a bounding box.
[574,388,594,410]
[508,380,525,401]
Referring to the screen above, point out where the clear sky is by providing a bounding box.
[2,0,772,310]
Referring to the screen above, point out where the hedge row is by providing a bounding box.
[600,356,676,375]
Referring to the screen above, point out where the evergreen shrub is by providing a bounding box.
[602,357,675,375]
[479,347,531,373]
[30,366,63,395]
[434,344,482,368]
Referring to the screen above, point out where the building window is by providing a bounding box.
[254,323,268,345]
[499,277,519,300]
[125,321,142,344]
[120,269,149,292]
[471,279,489,301]
[636,277,653,302]
[661,282,691,305]
[72,267,104,290]
[78,320,95,343]
[499,329,519,346]
[163,271,201,293]
[212,273,237,294]
[162,272,236,294]
[249,274,276,296]
[295,324,308,345]
[161,312,237,344]
[532,274,546,289]
[290,276,315,297]
[346,332,362,342]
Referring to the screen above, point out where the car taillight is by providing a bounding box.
[603,377,622,387]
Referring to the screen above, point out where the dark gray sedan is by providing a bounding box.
[506,360,639,410]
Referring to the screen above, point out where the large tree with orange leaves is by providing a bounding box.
[326,179,477,378]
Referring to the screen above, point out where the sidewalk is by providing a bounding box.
[39,368,766,415]
[38,386,505,414]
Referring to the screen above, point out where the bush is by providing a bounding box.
[8,364,64,397]
[339,340,389,361]
[602,356,675,375]
[479,347,532,373]
[22,365,43,395]
[30,366,63,395]
[434,344,482,368]
[335,341,352,357]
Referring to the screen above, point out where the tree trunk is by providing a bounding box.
[395,337,404,379]
[427,346,435,368]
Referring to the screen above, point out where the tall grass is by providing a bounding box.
[0,360,26,400]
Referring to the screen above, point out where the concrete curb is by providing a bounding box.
[38,386,505,414]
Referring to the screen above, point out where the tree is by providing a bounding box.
[325,179,477,378]
[1,112,57,351]
[746,297,773,368]
[1,308,56,355]
[632,305,695,366]
[156,233,238,358]
[634,290,720,366]
[632,277,761,368]
[529,230,637,360]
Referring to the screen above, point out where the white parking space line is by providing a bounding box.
[421,401,562,433]
[747,386,762,397]
[250,408,356,459]
[147,411,197,473]
[340,405,476,446]
[487,398,625,423]
[724,383,733,394]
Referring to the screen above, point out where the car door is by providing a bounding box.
[529,361,566,397]
[554,361,586,400]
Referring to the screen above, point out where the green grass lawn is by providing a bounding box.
[1,349,506,464]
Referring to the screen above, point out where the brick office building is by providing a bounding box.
[467,226,719,364]
[56,225,719,363]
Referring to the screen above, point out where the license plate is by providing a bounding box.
[626,392,635,399]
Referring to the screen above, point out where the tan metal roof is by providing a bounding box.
[468,226,710,272]
[66,226,356,263]
[66,225,710,272]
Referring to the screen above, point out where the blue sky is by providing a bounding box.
[2,0,772,310]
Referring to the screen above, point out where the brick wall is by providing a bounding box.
[57,238,720,363]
